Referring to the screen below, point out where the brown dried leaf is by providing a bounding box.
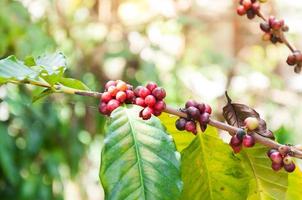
[222,92,274,139]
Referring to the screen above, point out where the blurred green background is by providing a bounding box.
[1,0,302,199]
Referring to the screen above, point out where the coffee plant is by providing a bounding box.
[1,1,302,200]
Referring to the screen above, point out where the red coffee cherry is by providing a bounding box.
[269,151,283,164]
[237,5,246,16]
[144,95,156,107]
[98,102,109,115]
[105,80,116,90]
[185,121,197,134]
[205,104,212,114]
[107,99,121,113]
[141,107,154,120]
[135,97,146,107]
[101,91,112,103]
[271,162,283,172]
[146,82,158,91]
[230,135,242,147]
[153,100,166,112]
[116,91,127,103]
[284,163,296,173]
[242,134,255,148]
[116,81,128,91]
[138,87,151,98]
[108,86,119,97]
[152,87,166,100]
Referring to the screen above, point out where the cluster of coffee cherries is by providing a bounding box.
[98,80,166,120]
[229,117,259,153]
[260,16,288,44]
[175,100,212,135]
[134,82,166,120]
[99,80,135,115]
[237,0,261,19]
[287,50,302,73]
[267,145,296,173]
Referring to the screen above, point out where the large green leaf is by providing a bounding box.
[35,52,66,75]
[0,56,38,83]
[238,145,288,200]
[159,113,195,152]
[100,105,183,200]
[180,126,249,200]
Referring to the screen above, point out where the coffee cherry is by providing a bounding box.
[231,145,242,154]
[236,128,246,140]
[101,91,112,103]
[242,0,252,10]
[175,118,187,131]
[185,100,197,108]
[244,117,259,131]
[116,81,128,91]
[152,87,166,100]
[197,103,205,113]
[125,90,135,102]
[144,95,156,107]
[269,151,283,164]
[283,156,293,165]
[260,23,270,33]
[116,91,127,103]
[252,2,260,12]
[271,162,283,171]
[98,102,109,115]
[134,86,143,96]
[153,100,166,112]
[242,134,255,147]
[141,107,153,120]
[246,9,255,19]
[284,163,296,173]
[278,145,290,156]
[185,121,197,134]
[268,16,276,27]
[105,80,116,90]
[294,51,302,62]
[287,54,296,66]
[146,82,158,91]
[230,135,242,147]
[205,104,212,114]
[153,110,161,116]
[272,19,284,30]
[237,5,246,16]
[187,106,200,120]
[138,87,151,98]
[135,97,146,107]
[107,99,120,113]
[199,112,210,125]
[267,148,278,157]
[108,86,119,97]
[127,84,133,90]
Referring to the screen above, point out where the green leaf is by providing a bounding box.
[100,105,182,200]
[35,52,66,75]
[0,55,38,83]
[159,113,195,152]
[180,127,249,200]
[287,167,302,199]
[59,77,90,90]
[35,53,67,85]
[32,88,54,103]
[238,145,288,200]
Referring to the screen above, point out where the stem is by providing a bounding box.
[164,105,302,159]
[6,80,302,159]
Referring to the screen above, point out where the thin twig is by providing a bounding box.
[6,80,302,159]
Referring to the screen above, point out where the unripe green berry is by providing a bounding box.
[244,117,259,131]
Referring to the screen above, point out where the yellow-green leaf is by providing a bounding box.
[239,145,288,200]
[159,113,195,152]
[180,126,249,200]
[286,166,302,200]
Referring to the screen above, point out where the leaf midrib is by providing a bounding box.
[124,106,147,199]
[199,135,214,200]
